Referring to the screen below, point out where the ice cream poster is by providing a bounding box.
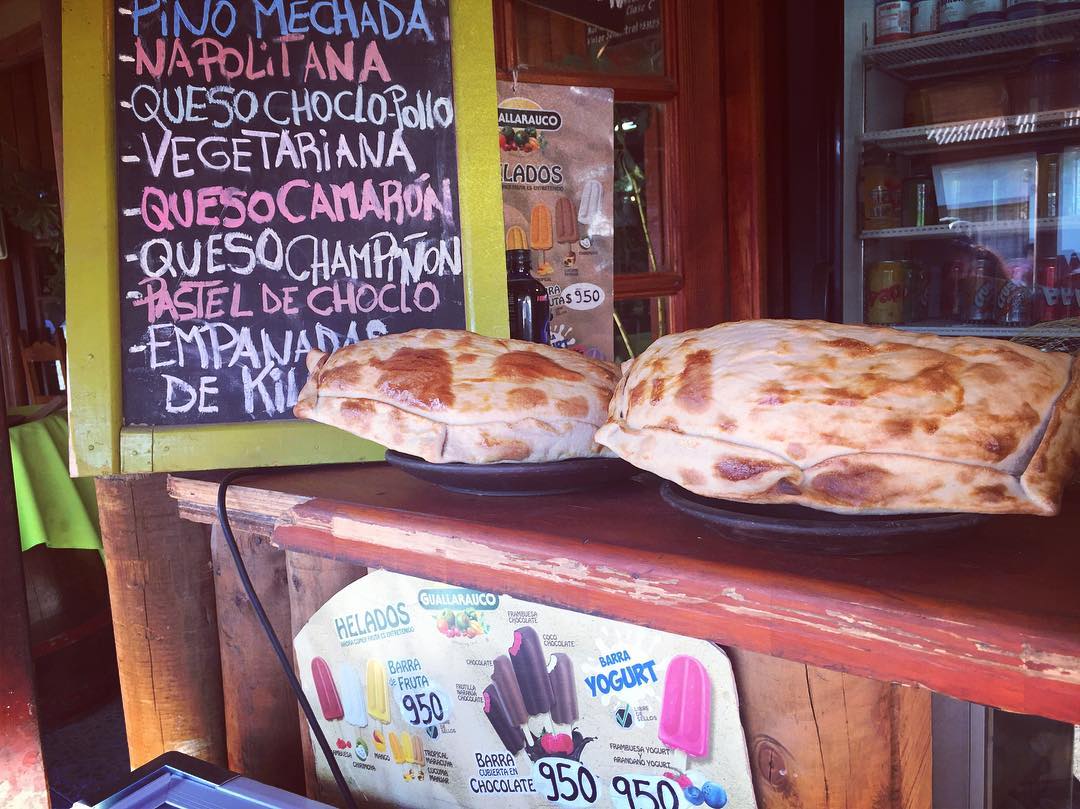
[497,81,615,361]
[294,570,756,808]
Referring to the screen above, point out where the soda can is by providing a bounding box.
[995,258,1032,327]
[1033,256,1064,323]
[961,248,1001,324]
[866,261,907,325]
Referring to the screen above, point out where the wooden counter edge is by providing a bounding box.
[168,473,1080,726]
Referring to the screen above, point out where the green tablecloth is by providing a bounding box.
[9,410,101,552]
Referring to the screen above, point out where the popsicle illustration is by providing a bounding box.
[530,204,553,251]
[411,734,425,766]
[366,659,391,724]
[555,196,578,245]
[577,179,603,228]
[389,731,406,764]
[483,684,526,754]
[311,657,343,721]
[547,653,579,726]
[509,627,554,715]
[334,662,368,728]
[492,655,529,725]
[505,225,528,251]
[658,655,711,758]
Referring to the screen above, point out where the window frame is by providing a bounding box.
[492,0,767,336]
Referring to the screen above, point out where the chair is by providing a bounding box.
[20,332,67,405]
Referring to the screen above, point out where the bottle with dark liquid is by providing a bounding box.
[506,248,551,344]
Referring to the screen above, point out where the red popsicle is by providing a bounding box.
[311,656,344,721]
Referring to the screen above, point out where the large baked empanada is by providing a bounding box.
[295,329,617,463]
[596,320,1079,515]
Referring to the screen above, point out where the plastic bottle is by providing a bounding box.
[860,148,903,230]
[875,0,913,42]
[1006,0,1045,18]
[967,0,1005,23]
[912,0,940,32]
[939,0,969,28]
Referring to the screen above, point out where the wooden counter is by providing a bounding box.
[169,464,1080,726]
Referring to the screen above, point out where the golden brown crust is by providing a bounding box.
[597,320,1077,515]
[294,329,617,463]
[1020,354,1080,515]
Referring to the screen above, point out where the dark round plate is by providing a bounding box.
[384,451,639,496]
[660,481,988,555]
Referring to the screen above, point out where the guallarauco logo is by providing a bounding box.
[497,107,563,131]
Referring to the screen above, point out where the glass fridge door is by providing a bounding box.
[843,0,1080,342]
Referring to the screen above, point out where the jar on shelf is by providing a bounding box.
[875,0,913,42]
[913,0,940,32]
[939,0,969,28]
[968,0,1005,24]
[1006,0,1046,18]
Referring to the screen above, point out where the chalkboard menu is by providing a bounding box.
[115,0,466,426]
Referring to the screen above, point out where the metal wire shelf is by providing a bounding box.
[861,217,1080,239]
[862,106,1080,153]
[863,10,1080,80]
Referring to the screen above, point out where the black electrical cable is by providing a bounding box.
[216,469,359,809]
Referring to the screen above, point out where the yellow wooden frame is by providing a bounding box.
[64,0,507,475]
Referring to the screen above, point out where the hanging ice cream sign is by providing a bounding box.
[498,81,615,361]
[295,570,756,808]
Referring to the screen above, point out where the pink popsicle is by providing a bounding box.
[311,656,344,721]
[658,655,710,758]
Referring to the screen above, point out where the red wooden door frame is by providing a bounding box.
[493,0,768,330]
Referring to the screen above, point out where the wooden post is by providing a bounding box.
[209,525,304,793]
[96,474,226,768]
[0,353,49,807]
[730,648,932,809]
[286,551,366,804]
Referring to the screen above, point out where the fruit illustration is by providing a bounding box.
[435,608,487,638]
[540,733,575,755]
[372,729,386,753]
[684,786,705,806]
[701,782,727,808]
[498,125,543,153]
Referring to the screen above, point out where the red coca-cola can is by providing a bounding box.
[1034,256,1065,323]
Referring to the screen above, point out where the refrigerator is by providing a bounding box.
[774,4,1079,805]
[844,1,1080,340]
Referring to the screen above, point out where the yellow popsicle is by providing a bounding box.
[366,659,391,723]
[389,731,406,764]
[529,204,553,251]
[505,225,528,250]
